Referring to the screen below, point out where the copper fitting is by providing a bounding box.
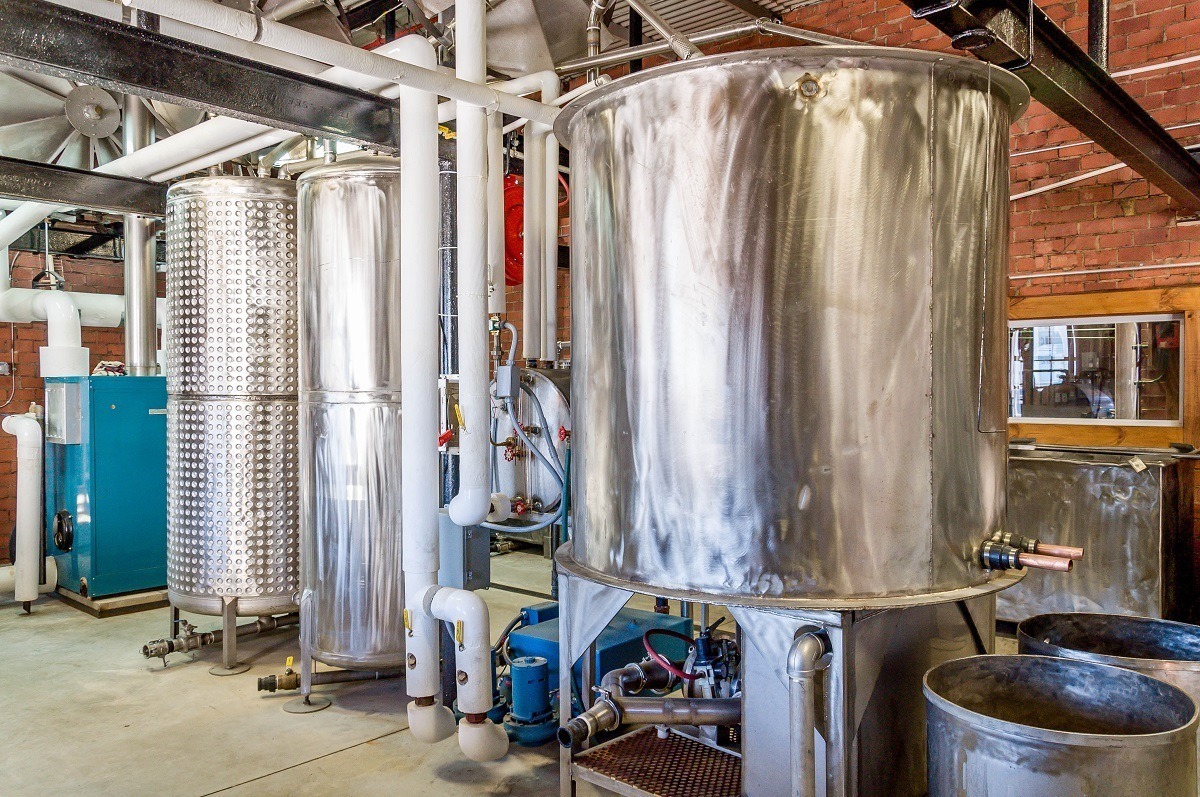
[1036,542,1085,560]
[1017,552,1073,572]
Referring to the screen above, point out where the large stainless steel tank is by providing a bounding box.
[164,176,300,616]
[297,158,405,670]
[925,655,1197,796]
[555,47,1029,607]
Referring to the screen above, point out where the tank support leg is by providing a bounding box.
[169,605,180,639]
[284,593,330,713]
[209,596,250,676]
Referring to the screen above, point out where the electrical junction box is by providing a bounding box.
[509,605,692,697]
[43,376,168,599]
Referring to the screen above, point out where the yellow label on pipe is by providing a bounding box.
[455,620,464,646]
[403,608,412,632]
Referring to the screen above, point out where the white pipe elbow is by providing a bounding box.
[32,291,89,378]
[2,413,42,451]
[34,291,82,348]
[429,587,509,761]
[448,487,493,527]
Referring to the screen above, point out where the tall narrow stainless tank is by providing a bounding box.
[925,655,1197,796]
[164,176,300,616]
[555,48,1029,607]
[297,158,405,670]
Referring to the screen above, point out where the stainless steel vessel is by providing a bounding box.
[925,655,1197,796]
[297,158,405,670]
[1001,447,1192,621]
[1018,613,1200,723]
[164,176,300,616]
[556,48,1029,607]
[492,367,570,553]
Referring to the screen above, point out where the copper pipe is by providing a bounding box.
[1037,543,1085,560]
[1019,552,1073,572]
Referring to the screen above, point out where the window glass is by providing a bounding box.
[1009,317,1182,423]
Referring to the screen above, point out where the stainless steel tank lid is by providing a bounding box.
[166,174,297,200]
[296,154,402,183]
[923,654,1198,747]
[554,46,1031,142]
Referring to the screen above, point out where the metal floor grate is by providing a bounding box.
[573,727,742,797]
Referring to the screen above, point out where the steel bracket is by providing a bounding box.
[904,0,1200,209]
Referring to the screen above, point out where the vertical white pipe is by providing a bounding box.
[521,126,545,361]
[487,114,506,315]
[3,413,43,604]
[395,35,444,709]
[542,126,560,363]
[446,0,493,527]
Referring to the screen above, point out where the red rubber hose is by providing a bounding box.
[642,628,699,682]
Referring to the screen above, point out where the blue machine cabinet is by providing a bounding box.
[43,376,168,598]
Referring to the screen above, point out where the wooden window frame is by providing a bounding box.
[1008,288,1200,449]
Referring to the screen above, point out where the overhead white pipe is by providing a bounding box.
[3,411,43,609]
[124,0,558,127]
[0,42,430,331]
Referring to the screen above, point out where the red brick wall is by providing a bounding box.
[546,0,1200,298]
[0,253,129,563]
[779,0,1200,297]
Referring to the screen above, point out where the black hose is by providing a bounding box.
[956,600,989,655]
[492,614,525,655]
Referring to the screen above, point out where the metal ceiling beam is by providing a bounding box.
[715,0,782,20]
[903,0,1200,210]
[346,0,403,29]
[0,156,167,217]
[0,0,401,153]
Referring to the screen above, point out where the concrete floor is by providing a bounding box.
[0,551,565,797]
[0,549,1013,796]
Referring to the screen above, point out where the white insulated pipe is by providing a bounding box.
[523,119,546,362]
[391,31,506,761]
[3,412,43,605]
[123,0,558,127]
[0,117,286,249]
[486,114,505,315]
[446,1,494,529]
[428,587,509,761]
[542,126,560,363]
[395,31,451,733]
[0,44,432,331]
[0,559,56,597]
[33,291,89,378]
